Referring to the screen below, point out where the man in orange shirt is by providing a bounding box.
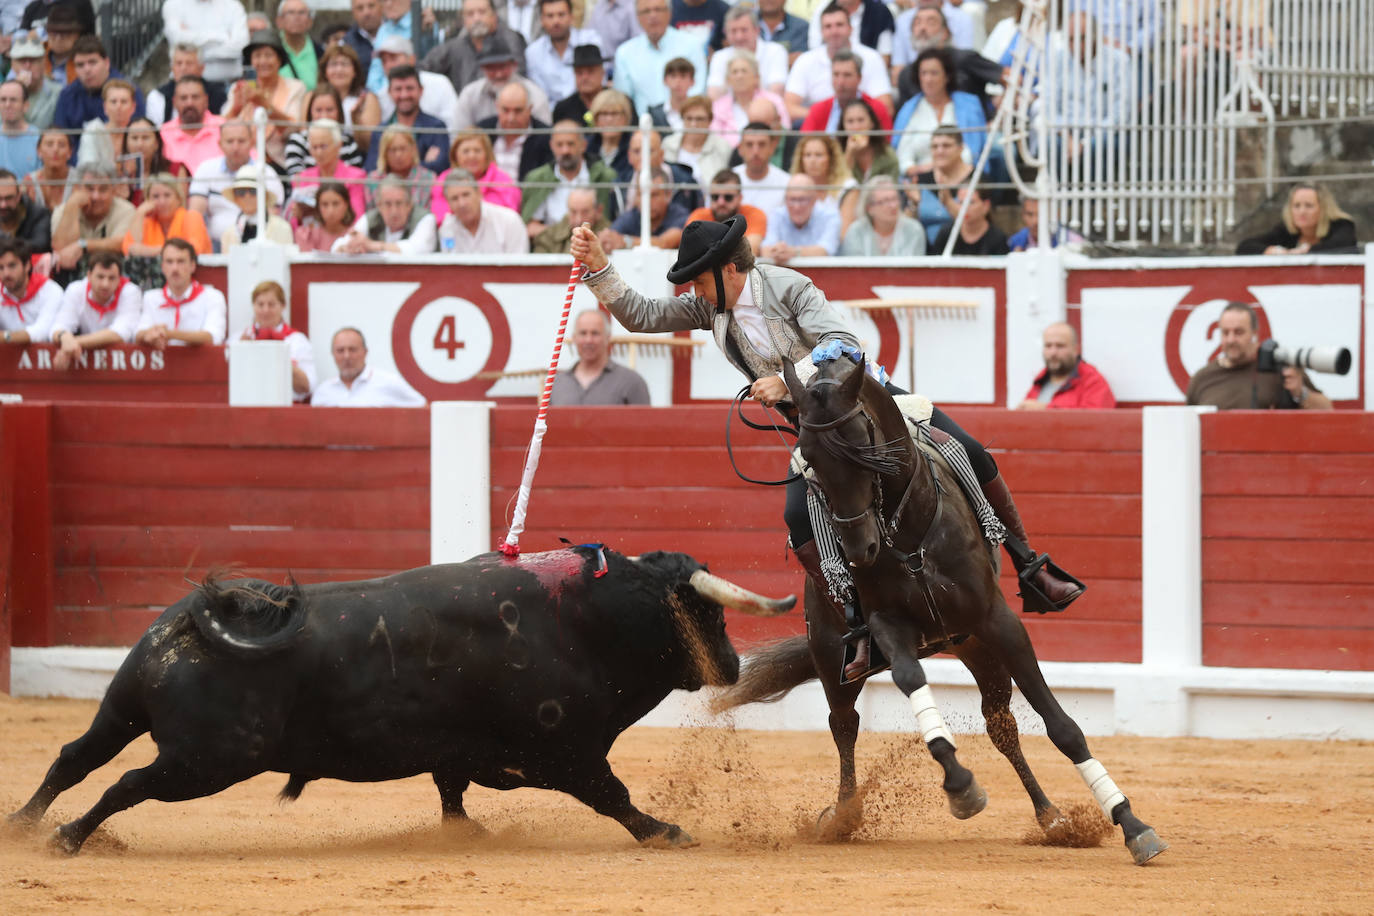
[683,169,766,253]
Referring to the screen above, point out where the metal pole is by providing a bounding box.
[637,113,652,249]
[253,107,268,238]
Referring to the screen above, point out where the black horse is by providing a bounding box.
[715,355,1166,866]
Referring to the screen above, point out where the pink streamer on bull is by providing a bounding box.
[499,260,583,557]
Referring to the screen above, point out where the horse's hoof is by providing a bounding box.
[946,778,988,820]
[1126,827,1168,865]
[641,825,698,849]
[47,826,82,856]
[1036,805,1066,832]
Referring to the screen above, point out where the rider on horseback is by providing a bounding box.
[569,216,1083,681]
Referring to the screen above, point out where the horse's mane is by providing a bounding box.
[805,363,911,477]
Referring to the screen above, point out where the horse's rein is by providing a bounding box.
[725,385,803,487]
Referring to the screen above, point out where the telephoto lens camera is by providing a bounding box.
[1256,340,1352,376]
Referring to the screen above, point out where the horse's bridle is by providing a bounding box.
[798,391,932,545]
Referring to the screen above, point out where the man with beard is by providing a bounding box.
[892,4,1001,110]
[364,64,449,171]
[373,36,460,145]
[0,237,62,346]
[1186,302,1332,410]
[1016,322,1116,410]
[452,34,550,130]
[683,169,765,254]
[476,82,551,181]
[521,120,619,241]
[49,162,136,282]
[145,45,229,127]
[549,307,650,406]
[525,0,605,103]
[420,0,527,96]
[159,76,226,173]
[0,167,50,251]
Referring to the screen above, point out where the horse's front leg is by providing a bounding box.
[869,613,987,820]
[804,586,865,837]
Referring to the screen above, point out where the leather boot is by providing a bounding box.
[792,540,876,681]
[980,473,1085,612]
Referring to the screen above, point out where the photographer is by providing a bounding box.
[1185,302,1333,411]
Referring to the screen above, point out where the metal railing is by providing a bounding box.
[97,0,167,79]
[982,0,1373,248]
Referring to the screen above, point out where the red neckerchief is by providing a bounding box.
[86,277,130,318]
[251,321,297,341]
[1,274,47,323]
[159,281,204,329]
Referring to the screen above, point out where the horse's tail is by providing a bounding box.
[710,636,817,713]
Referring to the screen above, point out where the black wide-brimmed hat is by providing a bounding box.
[571,44,609,68]
[667,216,748,284]
[242,30,289,67]
[477,35,518,66]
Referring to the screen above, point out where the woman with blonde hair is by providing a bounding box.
[431,130,519,221]
[587,89,634,178]
[1237,183,1358,255]
[663,95,732,188]
[367,126,436,210]
[711,52,789,148]
[238,279,316,401]
[839,176,927,256]
[122,173,212,257]
[790,134,851,216]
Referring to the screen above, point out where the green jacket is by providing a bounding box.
[520,160,621,225]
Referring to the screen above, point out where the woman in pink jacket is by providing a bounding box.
[710,51,789,148]
[431,131,520,222]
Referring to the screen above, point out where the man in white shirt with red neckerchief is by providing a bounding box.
[49,250,144,369]
[0,237,63,347]
[312,326,425,407]
[135,238,227,349]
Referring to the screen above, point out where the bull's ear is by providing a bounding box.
[840,355,865,402]
[781,358,804,404]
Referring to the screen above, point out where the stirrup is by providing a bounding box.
[840,624,889,685]
[1016,553,1086,614]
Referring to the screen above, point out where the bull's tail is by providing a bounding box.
[709,636,818,714]
[278,774,310,804]
[188,569,307,657]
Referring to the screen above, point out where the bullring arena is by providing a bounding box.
[4,290,1374,909]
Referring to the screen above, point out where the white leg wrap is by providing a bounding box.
[1075,758,1127,820]
[910,685,956,749]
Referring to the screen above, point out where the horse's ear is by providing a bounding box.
[781,357,804,403]
[840,355,866,401]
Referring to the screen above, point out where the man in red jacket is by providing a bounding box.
[1018,321,1116,409]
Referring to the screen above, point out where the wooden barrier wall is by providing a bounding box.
[489,405,1144,662]
[4,403,429,647]
[1201,412,1374,670]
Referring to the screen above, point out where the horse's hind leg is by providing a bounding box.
[954,637,1063,830]
[978,610,1167,865]
[869,616,986,820]
[8,703,148,829]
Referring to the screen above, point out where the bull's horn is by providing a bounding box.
[689,570,796,617]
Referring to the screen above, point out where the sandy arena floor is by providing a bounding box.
[2,693,1371,914]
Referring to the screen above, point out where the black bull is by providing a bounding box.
[8,547,794,854]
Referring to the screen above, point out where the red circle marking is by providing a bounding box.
[391,283,513,400]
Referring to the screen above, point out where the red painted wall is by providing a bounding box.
[1200,412,1374,670]
[490,405,1143,662]
[0,346,229,403]
[4,403,429,647]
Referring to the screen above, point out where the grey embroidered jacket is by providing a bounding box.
[583,261,860,384]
